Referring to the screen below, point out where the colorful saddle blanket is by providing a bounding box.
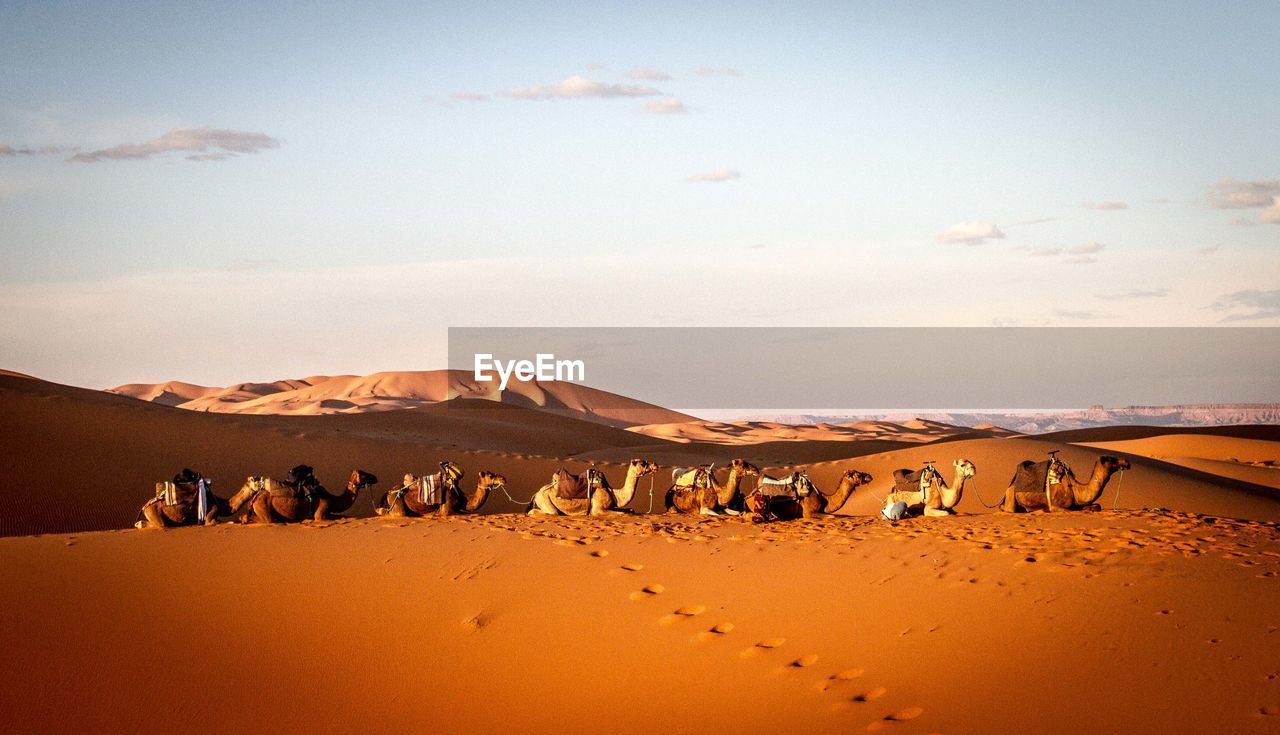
[553,468,596,500]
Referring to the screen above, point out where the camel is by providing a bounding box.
[311,469,379,520]
[375,463,506,517]
[228,464,329,524]
[135,469,234,528]
[882,459,976,517]
[665,459,761,516]
[528,459,658,516]
[1000,455,1131,512]
[746,468,873,521]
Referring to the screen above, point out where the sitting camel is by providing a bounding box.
[528,459,658,516]
[882,459,976,517]
[311,469,379,520]
[229,464,369,524]
[746,468,872,522]
[665,459,761,516]
[135,468,233,528]
[1001,455,1130,512]
[375,463,506,517]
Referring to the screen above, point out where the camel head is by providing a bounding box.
[730,459,761,476]
[1099,456,1131,474]
[842,468,874,486]
[953,459,977,479]
[348,469,378,492]
[628,459,658,477]
[478,471,507,489]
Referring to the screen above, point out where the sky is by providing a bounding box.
[1,0,1278,388]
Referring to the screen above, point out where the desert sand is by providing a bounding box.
[2,370,1280,733]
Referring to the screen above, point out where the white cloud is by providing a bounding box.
[645,97,687,115]
[1097,288,1169,300]
[1070,241,1105,254]
[1260,196,1280,224]
[695,66,741,77]
[449,91,489,102]
[499,75,662,100]
[1,144,76,157]
[1230,217,1255,227]
[1207,177,1280,208]
[68,128,280,163]
[1082,200,1128,210]
[936,221,1005,245]
[685,168,740,183]
[1206,289,1280,322]
[1030,247,1062,257]
[1053,308,1116,321]
[625,68,672,81]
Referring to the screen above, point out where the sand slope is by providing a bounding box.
[627,418,1017,445]
[0,373,676,536]
[1,512,1278,734]
[110,369,696,427]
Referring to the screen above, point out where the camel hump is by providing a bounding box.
[552,468,591,500]
[672,467,702,488]
[1011,460,1051,492]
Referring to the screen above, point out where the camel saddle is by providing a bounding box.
[757,473,800,498]
[891,466,939,496]
[671,466,708,489]
[1011,460,1064,495]
[552,468,597,500]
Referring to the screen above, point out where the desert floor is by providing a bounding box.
[2,510,1279,734]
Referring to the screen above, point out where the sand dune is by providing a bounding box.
[8,371,1280,539]
[110,369,695,427]
[2,511,1278,733]
[1081,434,1280,489]
[627,417,1016,445]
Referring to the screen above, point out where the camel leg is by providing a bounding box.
[312,499,328,522]
[698,488,720,516]
[1000,486,1025,513]
[251,496,275,524]
[202,506,220,526]
[529,489,558,516]
[388,495,408,518]
[138,503,167,529]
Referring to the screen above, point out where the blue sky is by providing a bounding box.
[1,1,1278,386]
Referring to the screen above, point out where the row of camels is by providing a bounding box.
[135,454,1131,528]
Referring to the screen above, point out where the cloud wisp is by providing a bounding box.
[1207,177,1280,209]
[1097,288,1170,300]
[1206,289,1280,322]
[68,128,281,163]
[1070,241,1105,254]
[694,66,741,77]
[499,75,662,100]
[936,221,1005,245]
[1,144,77,157]
[685,169,740,183]
[449,91,489,102]
[1260,196,1280,224]
[645,97,688,115]
[625,68,672,81]
[1082,200,1128,210]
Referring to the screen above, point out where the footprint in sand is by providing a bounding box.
[621,562,644,572]
[696,622,735,642]
[660,605,707,626]
[590,550,609,558]
[740,637,787,658]
[629,584,665,601]
[853,686,888,702]
[790,654,819,668]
